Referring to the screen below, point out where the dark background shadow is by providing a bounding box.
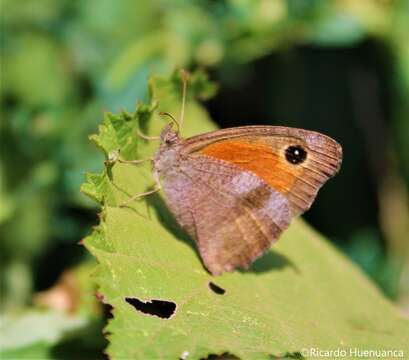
[246,251,299,274]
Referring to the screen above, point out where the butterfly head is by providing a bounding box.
[160,123,180,146]
[153,123,183,176]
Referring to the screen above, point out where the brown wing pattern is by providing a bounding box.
[182,126,342,216]
[161,155,291,275]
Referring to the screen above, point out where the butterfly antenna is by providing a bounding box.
[159,112,180,132]
[179,69,189,133]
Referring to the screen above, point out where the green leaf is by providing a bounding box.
[0,310,85,356]
[309,13,365,47]
[2,34,73,107]
[0,342,53,360]
[83,72,409,359]
[0,261,107,359]
[81,172,108,205]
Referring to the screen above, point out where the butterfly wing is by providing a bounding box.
[161,154,291,275]
[182,126,342,216]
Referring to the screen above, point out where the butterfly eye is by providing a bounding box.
[285,145,307,165]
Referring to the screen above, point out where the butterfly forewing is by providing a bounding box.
[183,126,342,216]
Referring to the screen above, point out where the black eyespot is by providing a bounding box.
[285,145,307,165]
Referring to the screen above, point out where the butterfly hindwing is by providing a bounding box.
[161,154,291,275]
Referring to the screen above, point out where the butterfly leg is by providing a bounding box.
[109,146,155,165]
[119,171,161,208]
[117,156,154,165]
[119,185,161,208]
[106,149,154,166]
[137,129,160,141]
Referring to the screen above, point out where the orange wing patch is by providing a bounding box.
[199,139,303,194]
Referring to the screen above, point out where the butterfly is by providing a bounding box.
[120,71,342,275]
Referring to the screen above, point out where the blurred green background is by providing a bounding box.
[1,0,408,357]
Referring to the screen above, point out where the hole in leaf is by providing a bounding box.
[125,297,176,319]
[208,282,226,295]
